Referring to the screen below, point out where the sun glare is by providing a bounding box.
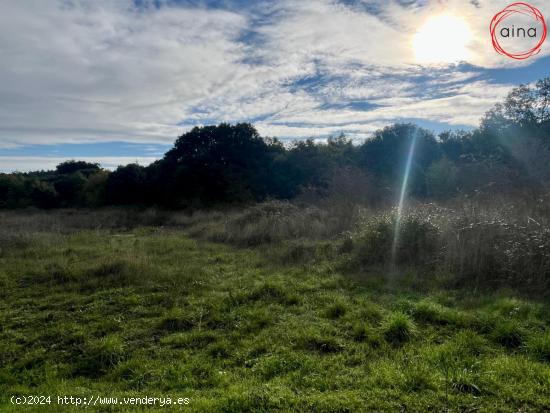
[412,14,473,64]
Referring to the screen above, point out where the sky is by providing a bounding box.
[0,0,549,172]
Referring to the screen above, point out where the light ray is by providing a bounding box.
[390,129,419,272]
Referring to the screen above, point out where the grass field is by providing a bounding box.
[0,209,549,412]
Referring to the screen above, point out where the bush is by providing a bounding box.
[349,212,440,267]
[426,156,458,198]
[443,211,550,290]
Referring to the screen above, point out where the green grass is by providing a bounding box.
[0,219,549,412]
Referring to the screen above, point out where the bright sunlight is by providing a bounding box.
[412,14,473,64]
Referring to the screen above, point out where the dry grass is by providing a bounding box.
[2,197,549,294]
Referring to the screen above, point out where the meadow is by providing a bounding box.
[0,204,549,412]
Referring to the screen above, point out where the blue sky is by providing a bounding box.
[0,0,548,172]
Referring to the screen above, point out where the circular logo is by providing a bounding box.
[490,2,547,60]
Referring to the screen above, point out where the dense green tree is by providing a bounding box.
[155,123,280,205]
[105,164,148,205]
[56,160,100,176]
[82,170,109,207]
[53,173,87,206]
[482,77,550,130]
[29,180,58,208]
[357,124,441,196]
[0,174,26,208]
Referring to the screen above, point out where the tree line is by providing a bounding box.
[1,78,549,209]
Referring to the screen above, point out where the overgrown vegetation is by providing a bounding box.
[170,199,549,295]
[0,210,549,412]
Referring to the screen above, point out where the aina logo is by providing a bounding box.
[490,2,547,60]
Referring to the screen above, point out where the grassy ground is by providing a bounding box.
[0,213,549,411]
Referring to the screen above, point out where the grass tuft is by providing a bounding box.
[490,320,525,349]
[526,331,550,362]
[297,328,345,354]
[244,283,300,306]
[324,301,348,319]
[412,299,466,326]
[382,312,416,345]
[158,308,194,332]
[76,335,126,377]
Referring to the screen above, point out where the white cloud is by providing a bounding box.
[0,0,250,146]
[0,0,546,170]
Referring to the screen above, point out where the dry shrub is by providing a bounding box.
[411,202,550,291]
[342,202,550,293]
[444,216,550,290]
[347,211,440,267]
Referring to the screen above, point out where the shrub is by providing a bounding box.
[443,213,550,290]
[350,213,440,267]
[426,156,458,198]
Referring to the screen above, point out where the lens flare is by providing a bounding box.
[390,130,419,272]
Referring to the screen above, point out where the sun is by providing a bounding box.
[412,14,473,64]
